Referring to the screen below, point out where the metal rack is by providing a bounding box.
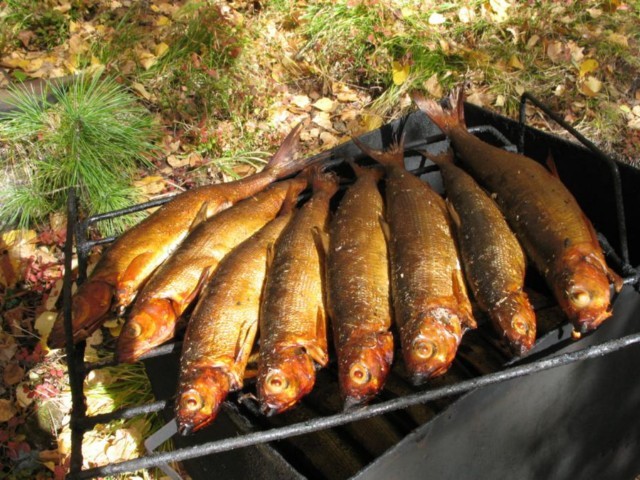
[61,93,640,479]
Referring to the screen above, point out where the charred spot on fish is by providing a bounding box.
[123,321,143,339]
[412,338,437,360]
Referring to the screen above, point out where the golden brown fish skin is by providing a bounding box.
[412,90,621,332]
[327,164,394,406]
[257,170,339,415]
[352,137,476,384]
[116,178,307,363]
[175,213,293,434]
[424,149,536,355]
[48,123,310,349]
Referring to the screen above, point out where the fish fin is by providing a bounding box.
[234,318,259,365]
[311,226,329,306]
[418,148,455,167]
[378,215,392,244]
[265,242,276,273]
[182,266,213,309]
[309,307,329,366]
[546,152,561,179]
[304,165,340,196]
[190,201,210,232]
[118,251,155,292]
[351,134,406,168]
[446,199,462,230]
[580,211,623,290]
[452,268,476,330]
[264,122,303,176]
[411,88,466,134]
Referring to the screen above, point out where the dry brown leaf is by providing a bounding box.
[188,152,204,167]
[3,363,25,386]
[319,131,339,149]
[546,41,567,63]
[312,97,336,113]
[131,82,152,100]
[134,176,166,196]
[167,155,190,168]
[423,73,443,98]
[607,32,629,48]
[0,399,17,422]
[312,111,334,131]
[526,35,540,50]
[567,41,584,63]
[291,95,311,109]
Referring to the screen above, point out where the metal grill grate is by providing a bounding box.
[60,93,640,479]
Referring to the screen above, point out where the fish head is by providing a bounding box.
[490,291,536,356]
[258,347,316,415]
[402,307,463,384]
[175,367,230,435]
[339,332,394,408]
[47,279,113,349]
[116,298,177,363]
[554,249,613,332]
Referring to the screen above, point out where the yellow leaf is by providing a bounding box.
[579,59,598,78]
[0,399,17,422]
[312,97,336,113]
[579,76,603,97]
[155,42,170,58]
[508,54,524,70]
[362,113,383,132]
[131,82,152,100]
[607,32,628,48]
[134,176,166,195]
[392,60,409,86]
[155,15,171,27]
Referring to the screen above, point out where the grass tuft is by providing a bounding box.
[0,73,158,235]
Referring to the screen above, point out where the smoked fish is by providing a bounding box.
[423,149,536,355]
[175,211,294,435]
[327,163,393,407]
[257,169,339,415]
[352,136,476,384]
[48,123,311,348]
[116,177,307,363]
[413,89,622,332]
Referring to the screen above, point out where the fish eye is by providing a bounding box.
[180,390,204,412]
[265,371,290,394]
[124,321,143,338]
[348,362,371,385]
[511,315,530,335]
[412,338,437,360]
[569,287,592,308]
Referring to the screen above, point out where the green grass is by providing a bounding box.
[0,74,158,235]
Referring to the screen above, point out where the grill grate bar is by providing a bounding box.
[69,331,640,479]
[76,400,168,429]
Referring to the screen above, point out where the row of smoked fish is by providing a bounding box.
[48,89,622,435]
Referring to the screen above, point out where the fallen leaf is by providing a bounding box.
[3,363,24,386]
[579,76,603,97]
[587,8,603,17]
[16,382,34,408]
[0,399,17,422]
[312,98,336,113]
[319,131,339,149]
[607,32,629,48]
[155,15,171,27]
[579,59,598,78]
[489,0,511,22]
[428,12,447,25]
[494,94,505,107]
[35,311,58,342]
[508,54,524,70]
[131,82,152,100]
[628,117,640,130]
[362,113,383,132]
[423,73,443,98]
[155,42,170,57]
[291,95,311,109]
[312,111,334,131]
[392,60,410,86]
[567,41,584,63]
[526,35,540,50]
[134,176,166,196]
[167,154,190,168]
[188,152,203,167]
[546,41,567,63]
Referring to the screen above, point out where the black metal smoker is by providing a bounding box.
[61,94,640,480]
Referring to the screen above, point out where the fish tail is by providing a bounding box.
[351,134,406,168]
[417,147,455,167]
[305,164,340,197]
[279,177,307,215]
[265,122,329,179]
[346,160,384,181]
[411,88,466,135]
